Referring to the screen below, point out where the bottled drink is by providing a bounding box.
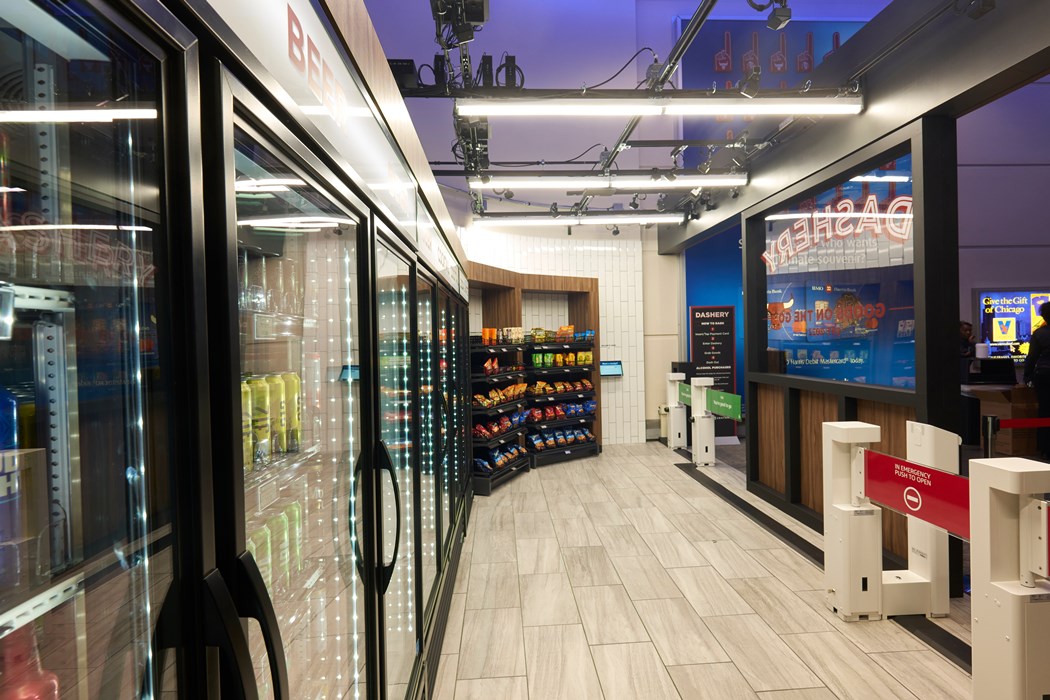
[240,382,253,472]
[265,375,286,455]
[246,378,271,465]
[280,372,301,452]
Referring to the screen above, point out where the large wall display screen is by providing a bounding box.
[975,290,1050,362]
[764,154,915,388]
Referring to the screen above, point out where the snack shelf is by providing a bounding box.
[527,390,595,404]
[470,370,526,384]
[470,344,525,354]
[525,342,593,351]
[526,365,594,377]
[526,415,595,432]
[471,400,525,417]
[472,426,526,450]
[472,454,531,497]
[530,440,600,467]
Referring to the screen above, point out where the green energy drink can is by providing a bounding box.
[280,371,301,452]
[284,500,302,574]
[265,374,286,454]
[267,510,290,592]
[249,525,273,594]
[247,377,271,464]
[240,382,253,472]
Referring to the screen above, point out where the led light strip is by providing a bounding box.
[468,174,747,191]
[764,212,913,221]
[473,213,684,227]
[455,96,863,118]
[0,108,157,123]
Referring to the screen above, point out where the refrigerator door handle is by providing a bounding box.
[235,551,291,700]
[378,440,401,593]
[203,569,260,700]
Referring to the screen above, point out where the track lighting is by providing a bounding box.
[729,187,740,199]
[738,66,762,99]
[550,203,560,218]
[629,195,640,210]
[612,226,621,236]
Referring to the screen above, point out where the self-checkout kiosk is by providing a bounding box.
[663,373,687,449]
[690,377,716,466]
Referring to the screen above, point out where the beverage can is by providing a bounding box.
[265,375,287,454]
[240,382,253,473]
[248,525,273,594]
[267,510,290,591]
[284,500,303,574]
[280,372,301,452]
[247,378,271,464]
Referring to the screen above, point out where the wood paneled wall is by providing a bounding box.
[857,400,917,560]
[799,391,838,514]
[757,385,786,494]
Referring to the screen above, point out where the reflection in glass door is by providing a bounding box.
[232,125,364,699]
[437,294,453,552]
[417,279,438,612]
[376,243,415,698]
[0,1,178,696]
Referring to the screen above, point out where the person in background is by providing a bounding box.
[960,320,976,358]
[1024,302,1050,461]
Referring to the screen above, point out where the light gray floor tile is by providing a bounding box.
[575,481,613,503]
[453,550,471,595]
[869,650,971,699]
[609,488,653,509]
[433,655,458,700]
[453,676,528,700]
[634,598,730,665]
[562,546,621,587]
[466,562,519,610]
[471,505,516,532]
[510,491,548,513]
[575,584,650,644]
[703,615,823,692]
[667,566,754,617]
[611,555,685,600]
[795,590,928,653]
[667,663,759,699]
[523,625,604,700]
[520,572,580,626]
[458,608,526,679]
[595,525,652,557]
[631,475,672,494]
[583,500,629,526]
[513,511,557,539]
[718,518,785,549]
[442,593,466,655]
[756,690,837,699]
[552,517,602,547]
[646,491,696,515]
[595,466,636,490]
[748,549,824,592]
[684,495,744,520]
[728,578,833,634]
[667,511,730,541]
[692,540,771,578]
[472,528,517,564]
[547,494,587,520]
[640,531,708,568]
[590,642,682,700]
[781,631,916,699]
[623,507,678,534]
[516,538,564,575]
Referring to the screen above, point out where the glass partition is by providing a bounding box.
[763,153,915,388]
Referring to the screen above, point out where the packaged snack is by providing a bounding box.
[530,434,546,451]
[473,424,492,439]
[532,353,544,367]
[544,407,556,421]
[474,393,492,407]
[565,430,576,445]
[554,405,566,418]
[554,353,564,367]
[544,432,557,448]
[474,458,492,473]
[499,415,512,431]
[581,379,593,390]
[555,430,568,446]
[581,428,594,441]
[574,429,587,443]
[488,421,501,436]
[566,353,576,366]
[584,400,597,414]
[573,381,584,391]
[544,352,555,367]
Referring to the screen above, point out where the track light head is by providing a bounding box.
[550,203,560,218]
[629,194,640,210]
[738,66,762,99]
[612,226,621,236]
[729,187,740,199]
[504,189,514,200]
[767,5,791,30]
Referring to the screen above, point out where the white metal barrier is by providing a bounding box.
[690,377,715,467]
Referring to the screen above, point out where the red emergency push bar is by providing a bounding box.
[864,450,970,540]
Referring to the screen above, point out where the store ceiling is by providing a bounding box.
[364,0,906,227]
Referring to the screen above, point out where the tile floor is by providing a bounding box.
[435,442,972,700]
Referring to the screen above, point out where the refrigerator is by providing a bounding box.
[0,1,472,698]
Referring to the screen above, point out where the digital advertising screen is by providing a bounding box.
[975,290,1050,363]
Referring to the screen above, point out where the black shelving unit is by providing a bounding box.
[526,365,594,378]
[471,400,525,417]
[472,454,531,496]
[526,341,593,352]
[525,415,595,432]
[471,344,525,355]
[473,426,527,450]
[470,370,526,384]
[530,441,600,467]
[527,390,595,404]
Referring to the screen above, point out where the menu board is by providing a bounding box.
[977,290,1050,363]
[689,306,737,436]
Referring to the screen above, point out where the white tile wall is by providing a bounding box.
[461,226,647,445]
[522,292,570,331]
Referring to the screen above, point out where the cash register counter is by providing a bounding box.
[960,357,1036,452]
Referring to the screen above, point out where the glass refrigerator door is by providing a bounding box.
[436,294,453,552]
[233,125,365,699]
[0,1,177,696]
[375,243,416,698]
[416,278,438,613]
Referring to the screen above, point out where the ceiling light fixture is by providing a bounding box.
[467,172,748,191]
[456,95,863,118]
[0,187,26,193]
[629,195,640,210]
[849,174,911,183]
[473,212,683,228]
[0,108,158,123]
[234,178,307,193]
